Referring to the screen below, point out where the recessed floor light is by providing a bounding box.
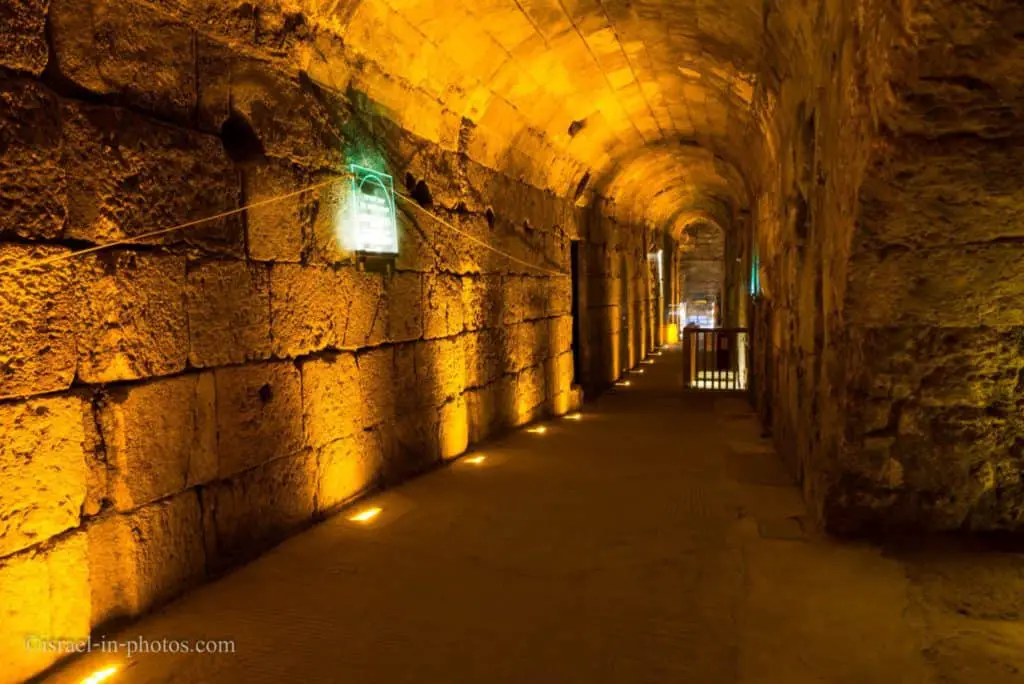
[464,455,487,465]
[81,666,118,684]
[348,507,382,523]
[564,413,582,421]
[527,425,548,435]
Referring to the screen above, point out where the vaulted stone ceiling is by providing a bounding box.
[289,0,764,234]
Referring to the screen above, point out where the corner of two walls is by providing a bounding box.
[0,2,661,682]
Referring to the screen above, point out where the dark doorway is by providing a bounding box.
[570,240,583,385]
[620,254,629,373]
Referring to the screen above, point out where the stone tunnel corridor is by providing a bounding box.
[1,0,1024,682]
[34,350,1024,684]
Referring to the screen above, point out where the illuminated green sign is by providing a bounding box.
[347,164,398,255]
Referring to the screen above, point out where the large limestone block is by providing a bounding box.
[243,162,309,263]
[461,274,503,331]
[270,264,344,357]
[501,275,527,325]
[504,320,548,374]
[317,431,387,513]
[388,408,440,482]
[0,396,90,557]
[466,375,517,439]
[75,253,189,383]
[356,347,395,428]
[0,533,90,684]
[549,315,574,357]
[340,268,387,349]
[846,244,1024,327]
[215,362,303,478]
[87,491,205,626]
[515,365,547,426]
[0,245,77,397]
[387,271,423,343]
[201,450,316,571]
[186,260,272,367]
[415,337,467,408]
[0,79,65,239]
[548,276,573,316]
[523,276,549,320]
[463,328,505,388]
[545,351,574,415]
[50,0,197,122]
[99,373,216,512]
[61,100,242,253]
[301,352,362,449]
[423,273,464,339]
[0,0,48,74]
[439,396,469,460]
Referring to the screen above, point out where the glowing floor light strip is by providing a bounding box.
[616,380,632,387]
[464,455,487,465]
[348,507,382,523]
[81,666,118,684]
[564,413,582,421]
[630,369,645,374]
[527,425,548,435]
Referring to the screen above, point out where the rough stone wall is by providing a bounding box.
[750,0,906,525]
[752,0,1024,533]
[0,2,660,681]
[839,0,1024,532]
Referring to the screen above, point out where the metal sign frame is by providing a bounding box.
[348,164,398,255]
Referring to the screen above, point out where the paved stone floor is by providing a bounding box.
[46,348,1024,683]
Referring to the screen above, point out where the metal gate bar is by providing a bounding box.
[682,327,749,392]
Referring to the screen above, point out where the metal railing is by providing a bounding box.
[682,327,750,391]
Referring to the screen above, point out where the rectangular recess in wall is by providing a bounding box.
[570,240,582,385]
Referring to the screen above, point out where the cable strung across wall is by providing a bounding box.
[0,173,568,278]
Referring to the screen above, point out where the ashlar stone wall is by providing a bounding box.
[0,2,661,681]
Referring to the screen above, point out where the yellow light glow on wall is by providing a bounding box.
[81,666,119,684]
[348,506,382,523]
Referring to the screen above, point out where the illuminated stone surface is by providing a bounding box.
[301,352,363,448]
[0,80,64,240]
[186,261,273,367]
[0,246,76,397]
[74,253,189,384]
[0,396,89,556]
[1,0,1023,680]
[200,450,317,571]
[0,533,89,683]
[87,491,205,625]
[99,373,217,512]
[47,355,1024,684]
[214,362,304,478]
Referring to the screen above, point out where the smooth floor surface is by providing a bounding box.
[46,349,1024,683]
